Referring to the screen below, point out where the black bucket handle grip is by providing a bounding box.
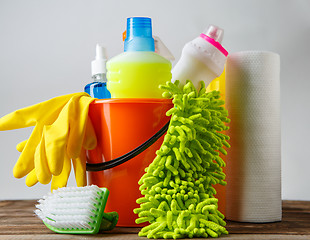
[86,120,170,172]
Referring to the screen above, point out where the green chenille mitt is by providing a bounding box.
[134,80,230,239]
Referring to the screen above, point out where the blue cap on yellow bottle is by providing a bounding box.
[124,17,155,52]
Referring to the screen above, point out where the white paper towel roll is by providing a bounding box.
[225,51,281,222]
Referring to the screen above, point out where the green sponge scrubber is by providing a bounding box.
[134,80,230,239]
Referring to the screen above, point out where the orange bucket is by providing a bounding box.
[87,98,173,227]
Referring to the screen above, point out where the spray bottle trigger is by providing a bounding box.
[154,36,175,61]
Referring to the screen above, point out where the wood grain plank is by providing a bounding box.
[0,200,309,238]
[0,234,310,240]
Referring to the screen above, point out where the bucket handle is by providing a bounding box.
[86,120,170,172]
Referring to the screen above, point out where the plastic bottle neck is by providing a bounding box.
[199,33,228,56]
[124,17,155,52]
[92,73,107,83]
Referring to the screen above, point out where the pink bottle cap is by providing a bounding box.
[200,25,228,57]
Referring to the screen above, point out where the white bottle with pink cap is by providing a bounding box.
[171,25,228,90]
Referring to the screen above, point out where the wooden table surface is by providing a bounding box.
[0,200,309,240]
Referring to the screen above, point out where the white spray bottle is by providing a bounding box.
[84,44,111,99]
[171,25,228,90]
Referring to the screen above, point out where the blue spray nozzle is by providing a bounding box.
[124,17,155,52]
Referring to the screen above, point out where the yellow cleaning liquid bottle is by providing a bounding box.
[206,67,225,98]
[107,17,171,98]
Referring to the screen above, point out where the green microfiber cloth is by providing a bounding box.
[134,80,230,239]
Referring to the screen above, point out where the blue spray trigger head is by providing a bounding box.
[124,17,155,52]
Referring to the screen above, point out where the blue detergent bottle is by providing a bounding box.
[84,44,111,99]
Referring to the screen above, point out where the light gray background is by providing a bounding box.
[0,0,309,200]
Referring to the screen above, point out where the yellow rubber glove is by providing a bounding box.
[0,93,82,178]
[39,95,96,187]
[43,94,95,176]
[24,148,90,190]
[19,116,96,190]
[0,93,80,130]
[50,152,71,190]
[0,92,97,190]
